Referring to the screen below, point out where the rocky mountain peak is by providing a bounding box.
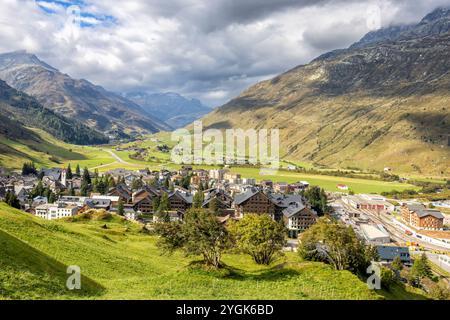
[0,50,56,71]
[420,7,450,24]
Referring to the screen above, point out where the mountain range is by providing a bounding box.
[200,8,450,176]
[0,51,171,139]
[125,91,212,129]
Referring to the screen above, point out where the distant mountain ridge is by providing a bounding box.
[125,91,212,129]
[0,51,171,139]
[0,79,108,145]
[199,7,450,176]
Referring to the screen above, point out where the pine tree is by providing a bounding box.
[391,256,403,272]
[80,180,89,196]
[48,192,56,204]
[153,196,161,213]
[409,253,433,287]
[21,162,37,176]
[193,191,204,208]
[164,177,170,189]
[75,164,81,176]
[82,167,91,184]
[5,191,21,209]
[117,200,124,216]
[66,164,73,179]
[158,192,169,213]
[209,197,220,215]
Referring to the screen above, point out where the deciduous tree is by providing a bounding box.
[298,217,377,274]
[229,214,287,265]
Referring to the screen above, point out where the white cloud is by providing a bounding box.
[0,0,449,107]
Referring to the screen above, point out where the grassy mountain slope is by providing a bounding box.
[0,128,114,170]
[0,203,427,300]
[0,80,108,145]
[200,10,450,177]
[0,51,171,138]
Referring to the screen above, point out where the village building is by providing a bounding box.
[269,194,305,221]
[132,186,160,213]
[282,202,318,238]
[342,195,394,212]
[234,188,276,219]
[401,204,444,230]
[274,182,288,193]
[91,195,120,206]
[202,189,233,213]
[58,196,88,207]
[13,185,33,203]
[35,203,78,220]
[32,196,48,207]
[84,198,112,211]
[360,224,391,244]
[108,184,132,204]
[209,169,229,181]
[168,190,193,212]
[376,246,411,264]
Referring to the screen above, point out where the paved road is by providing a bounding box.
[103,149,133,165]
[89,149,134,170]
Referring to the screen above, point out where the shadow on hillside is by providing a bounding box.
[204,120,232,130]
[186,260,300,282]
[402,112,450,147]
[0,230,105,300]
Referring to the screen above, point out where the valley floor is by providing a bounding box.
[0,130,445,195]
[0,204,427,300]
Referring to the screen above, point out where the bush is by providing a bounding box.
[381,267,397,290]
[429,282,450,300]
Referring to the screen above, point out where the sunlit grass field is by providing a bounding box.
[0,203,427,300]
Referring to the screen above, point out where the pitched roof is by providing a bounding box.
[269,194,303,208]
[406,204,444,219]
[169,190,193,204]
[376,246,410,262]
[234,188,261,205]
[282,202,306,218]
[40,168,62,180]
[84,198,111,209]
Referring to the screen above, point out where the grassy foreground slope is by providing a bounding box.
[0,204,426,300]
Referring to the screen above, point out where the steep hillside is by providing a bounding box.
[200,8,450,176]
[0,203,426,300]
[0,51,171,138]
[0,80,108,145]
[125,91,212,128]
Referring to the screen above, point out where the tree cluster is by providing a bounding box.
[298,217,378,274]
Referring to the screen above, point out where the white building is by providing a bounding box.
[58,196,88,207]
[209,169,229,181]
[242,178,256,185]
[35,203,78,220]
[360,224,390,244]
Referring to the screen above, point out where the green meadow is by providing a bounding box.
[0,203,427,300]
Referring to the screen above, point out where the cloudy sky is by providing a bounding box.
[0,0,449,106]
